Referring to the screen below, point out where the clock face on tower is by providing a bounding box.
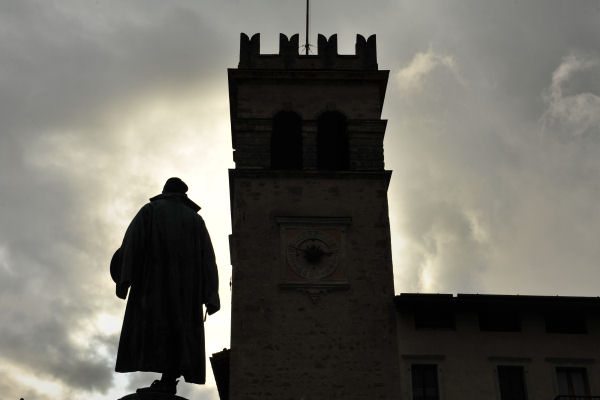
[277,217,351,295]
[286,230,339,280]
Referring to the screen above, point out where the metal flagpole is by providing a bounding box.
[305,0,309,55]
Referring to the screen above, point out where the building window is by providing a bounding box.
[479,310,521,332]
[317,111,349,170]
[556,367,590,397]
[271,111,302,169]
[545,312,587,334]
[411,364,440,400]
[497,366,527,400]
[414,308,455,330]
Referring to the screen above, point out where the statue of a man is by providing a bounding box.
[111,177,220,396]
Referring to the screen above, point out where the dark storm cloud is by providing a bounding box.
[385,1,600,294]
[0,0,228,137]
[542,52,600,139]
[0,373,55,400]
[0,1,230,397]
[0,312,115,391]
[381,0,600,118]
[0,165,118,392]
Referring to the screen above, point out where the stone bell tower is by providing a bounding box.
[227,33,400,399]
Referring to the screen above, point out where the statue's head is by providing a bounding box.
[163,177,188,194]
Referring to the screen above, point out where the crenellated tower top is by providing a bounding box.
[238,33,378,70]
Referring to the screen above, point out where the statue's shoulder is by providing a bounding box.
[195,212,207,227]
[137,202,154,216]
[149,193,201,213]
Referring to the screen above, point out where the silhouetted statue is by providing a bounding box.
[111,177,220,397]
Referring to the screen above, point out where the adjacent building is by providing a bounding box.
[396,293,600,399]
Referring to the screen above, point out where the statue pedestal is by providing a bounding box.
[118,393,188,400]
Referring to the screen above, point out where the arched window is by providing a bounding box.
[317,111,349,170]
[271,111,302,169]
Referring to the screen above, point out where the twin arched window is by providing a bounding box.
[271,111,303,169]
[317,111,349,170]
[270,110,349,170]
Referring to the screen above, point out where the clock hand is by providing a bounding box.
[289,245,335,256]
[289,245,308,254]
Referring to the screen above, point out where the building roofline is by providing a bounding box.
[394,293,600,312]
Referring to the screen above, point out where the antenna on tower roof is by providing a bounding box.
[302,0,312,55]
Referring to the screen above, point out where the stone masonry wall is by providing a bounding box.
[228,171,401,400]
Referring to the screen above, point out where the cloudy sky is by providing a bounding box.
[1,0,599,399]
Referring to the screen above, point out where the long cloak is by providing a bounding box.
[113,193,220,384]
